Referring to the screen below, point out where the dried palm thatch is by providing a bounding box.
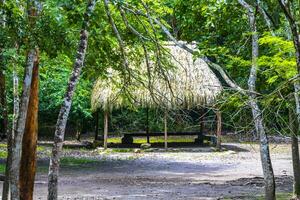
[91,41,222,111]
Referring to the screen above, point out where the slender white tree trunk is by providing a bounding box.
[278,1,300,198]
[47,1,97,199]
[238,1,276,199]
[249,99,275,199]
[2,59,19,200]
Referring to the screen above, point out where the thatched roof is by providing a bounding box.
[91,41,222,111]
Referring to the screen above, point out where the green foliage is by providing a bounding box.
[60,157,98,167]
[0,0,299,138]
[259,34,296,83]
[0,150,7,159]
[0,164,5,174]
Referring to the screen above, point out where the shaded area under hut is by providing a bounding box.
[91,41,223,149]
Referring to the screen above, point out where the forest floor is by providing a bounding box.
[0,138,294,199]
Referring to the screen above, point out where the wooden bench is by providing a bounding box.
[121,132,217,146]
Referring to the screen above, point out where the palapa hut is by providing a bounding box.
[91,41,223,149]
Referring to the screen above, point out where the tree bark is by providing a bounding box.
[292,133,300,199]
[47,1,96,199]
[10,49,36,200]
[249,99,275,199]
[19,49,39,200]
[2,54,19,200]
[238,1,276,199]
[293,82,300,199]
[278,1,300,198]
[289,108,300,199]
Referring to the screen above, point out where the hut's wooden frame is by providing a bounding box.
[91,42,223,149]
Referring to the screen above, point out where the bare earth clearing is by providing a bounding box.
[1,143,293,199]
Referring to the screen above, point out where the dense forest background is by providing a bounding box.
[1,0,295,139]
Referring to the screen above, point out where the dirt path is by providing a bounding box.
[3,143,294,199]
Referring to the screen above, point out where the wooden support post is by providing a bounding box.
[76,120,81,142]
[94,110,99,141]
[199,108,205,137]
[104,110,109,149]
[216,111,222,150]
[146,107,150,143]
[164,111,168,149]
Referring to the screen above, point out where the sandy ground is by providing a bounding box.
[2,143,294,200]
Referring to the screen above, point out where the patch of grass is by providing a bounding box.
[137,136,195,143]
[37,165,49,173]
[37,145,46,152]
[276,193,293,200]
[108,137,121,143]
[0,150,7,158]
[0,163,6,173]
[0,145,46,158]
[60,157,98,167]
[0,143,7,148]
[257,193,292,200]
[110,148,137,153]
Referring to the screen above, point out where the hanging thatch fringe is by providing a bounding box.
[91,41,222,111]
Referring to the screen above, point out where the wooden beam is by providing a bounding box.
[104,110,109,149]
[164,111,168,149]
[216,111,222,150]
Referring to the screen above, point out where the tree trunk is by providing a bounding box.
[238,1,276,199]
[293,81,300,199]
[216,111,222,150]
[10,49,36,200]
[278,1,300,198]
[292,133,300,199]
[19,50,39,200]
[2,56,19,200]
[103,110,108,149]
[289,108,300,199]
[249,99,275,199]
[76,120,82,142]
[47,1,96,199]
